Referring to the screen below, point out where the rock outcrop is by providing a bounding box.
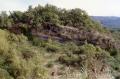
[30,23,116,51]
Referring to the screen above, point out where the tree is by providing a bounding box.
[0,11,12,28]
[42,11,59,24]
[10,11,24,23]
[28,5,33,11]
[23,12,34,24]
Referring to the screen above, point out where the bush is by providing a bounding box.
[0,29,10,54]
[32,37,47,47]
[79,44,103,57]
[58,43,109,68]
[0,68,13,79]
[46,44,60,52]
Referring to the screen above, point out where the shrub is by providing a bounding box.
[0,68,13,79]
[32,37,47,47]
[0,29,9,54]
[46,42,61,52]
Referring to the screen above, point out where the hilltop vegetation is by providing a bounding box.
[0,4,108,33]
[0,4,119,79]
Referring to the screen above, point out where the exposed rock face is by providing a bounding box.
[30,23,116,51]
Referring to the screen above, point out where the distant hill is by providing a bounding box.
[92,16,120,29]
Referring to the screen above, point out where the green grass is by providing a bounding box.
[0,29,49,79]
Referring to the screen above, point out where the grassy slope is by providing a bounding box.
[0,4,119,79]
[0,29,119,79]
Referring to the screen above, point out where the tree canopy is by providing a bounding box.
[0,4,105,32]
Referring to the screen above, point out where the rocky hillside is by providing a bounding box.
[0,4,119,79]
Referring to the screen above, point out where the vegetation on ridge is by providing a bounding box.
[0,4,108,33]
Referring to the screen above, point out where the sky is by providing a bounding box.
[0,0,120,16]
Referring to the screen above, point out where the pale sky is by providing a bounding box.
[0,0,120,16]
